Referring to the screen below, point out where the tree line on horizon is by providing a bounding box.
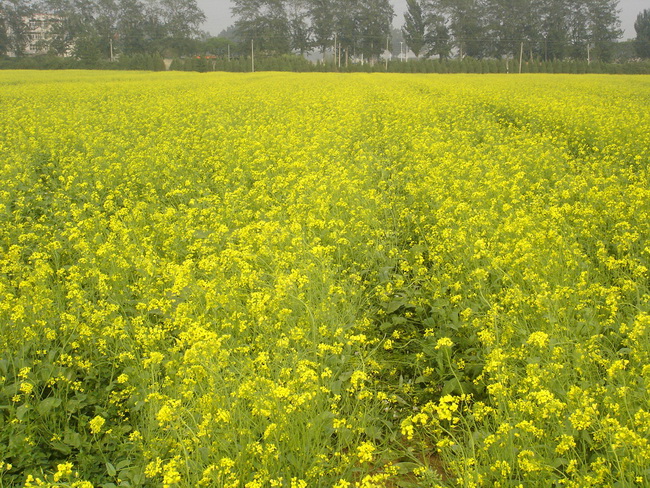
[1,0,649,64]
[0,0,205,60]
[403,0,623,61]
[231,0,627,62]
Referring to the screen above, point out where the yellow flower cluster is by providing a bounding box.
[0,71,648,487]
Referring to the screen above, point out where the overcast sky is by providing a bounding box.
[197,0,647,40]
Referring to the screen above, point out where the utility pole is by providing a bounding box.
[227,43,230,61]
[109,37,114,62]
[587,43,591,65]
[333,33,337,67]
[518,42,524,73]
[251,39,254,72]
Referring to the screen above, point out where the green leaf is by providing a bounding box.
[37,397,62,415]
[106,462,117,477]
[16,404,30,420]
[64,429,82,448]
[364,425,382,439]
[36,363,56,381]
[379,266,394,282]
[552,457,568,468]
[442,378,474,395]
[394,479,423,488]
[386,299,407,314]
[421,339,438,356]
[392,461,420,473]
[51,440,72,455]
[116,460,132,470]
[379,321,394,332]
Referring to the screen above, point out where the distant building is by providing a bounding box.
[25,14,58,55]
[6,13,71,57]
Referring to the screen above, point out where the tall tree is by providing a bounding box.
[586,0,621,62]
[0,7,7,54]
[232,0,291,54]
[566,0,589,59]
[309,0,334,56]
[538,0,570,60]
[41,0,207,58]
[0,0,33,56]
[94,0,119,59]
[155,0,205,55]
[357,0,393,60]
[333,0,360,58]
[635,9,650,58]
[564,0,620,61]
[425,14,451,58]
[38,0,81,55]
[420,0,450,58]
[159,0,205,39]
[484,0,538,58]
[286,0,310,54]
[116,0,147,54]
[402,0,425,57]
[140,0,166,51]
[429,0,487,58]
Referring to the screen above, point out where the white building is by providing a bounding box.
[6,13,69,57]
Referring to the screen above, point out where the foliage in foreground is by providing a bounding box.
[0,72,649,487]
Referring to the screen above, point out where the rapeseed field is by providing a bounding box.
[0,71,649,487]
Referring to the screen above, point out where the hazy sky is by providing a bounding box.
[197,0,647,40]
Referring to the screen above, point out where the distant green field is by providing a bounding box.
[1,71,649,487]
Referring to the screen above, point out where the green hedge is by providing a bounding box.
[3,53,650,74]
[169,56,650,74]
[0,54,166,71]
